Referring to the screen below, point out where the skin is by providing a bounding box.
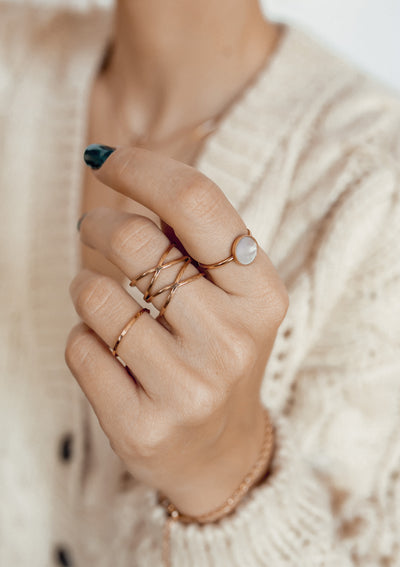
[66,2,288,516]
[99,0,279,147]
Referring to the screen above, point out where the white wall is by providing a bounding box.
[262,0,400,93]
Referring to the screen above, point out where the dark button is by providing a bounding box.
[59,433,74,462]
[119,470,135,491]
[54,545,73,566]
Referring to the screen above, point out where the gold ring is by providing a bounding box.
[111,307,150,358]
[197,228,258,270]
[129,244,205,318]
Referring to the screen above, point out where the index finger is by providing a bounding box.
[84,144,278,297]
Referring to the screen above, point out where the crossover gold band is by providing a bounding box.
[129,243,205,318]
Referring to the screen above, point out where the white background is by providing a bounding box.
[10,0,400,93]
[263,0,400,93]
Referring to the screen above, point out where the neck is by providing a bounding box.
[101,0,280,141]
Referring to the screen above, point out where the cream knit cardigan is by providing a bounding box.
[1,4,400,567]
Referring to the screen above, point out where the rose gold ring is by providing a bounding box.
[111,307,150,358]
[129,243,205,318]
[197,228,258,270]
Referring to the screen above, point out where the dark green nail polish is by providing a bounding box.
[77,212,87,232]
[84,144,115,169]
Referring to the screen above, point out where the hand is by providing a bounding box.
[65,145,289,517]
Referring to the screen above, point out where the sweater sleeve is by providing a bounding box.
[104,416,351,567]
[153,417,353,567]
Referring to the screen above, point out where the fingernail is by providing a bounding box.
[77,212,87,232]
[83,144,115,170]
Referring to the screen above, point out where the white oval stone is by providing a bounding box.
[234,235,258,265]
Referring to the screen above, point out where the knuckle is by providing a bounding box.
[110,417,169,461]
[136,433,163,459]
[268,284,290,324]
[110,215,158,258]
[184,381,223,424]
[65,326,93,372]
[253,276,290,327]
[76,275,116,318]
[179,174,221,220]
[224,328,257,378]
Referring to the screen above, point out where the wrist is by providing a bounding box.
[159,406,274,521]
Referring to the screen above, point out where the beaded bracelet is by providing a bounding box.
[158,407,275,567]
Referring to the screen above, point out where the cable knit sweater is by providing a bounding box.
[1,4,400,567]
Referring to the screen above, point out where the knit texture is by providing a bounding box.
[0,5,400,567]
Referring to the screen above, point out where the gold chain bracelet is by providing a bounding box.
[158,407,275,567]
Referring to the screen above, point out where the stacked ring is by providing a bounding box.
[129,243,205,318]
[110,228,258,366]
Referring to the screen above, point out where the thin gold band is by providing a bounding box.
[111,307,150,358]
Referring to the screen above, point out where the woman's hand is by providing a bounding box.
[65,145,289,517]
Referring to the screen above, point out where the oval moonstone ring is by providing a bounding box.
[196,228,258,270]
[232,233,258,265]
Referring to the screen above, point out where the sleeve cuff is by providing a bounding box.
[106,417,351,566]
[148,417,349,565]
